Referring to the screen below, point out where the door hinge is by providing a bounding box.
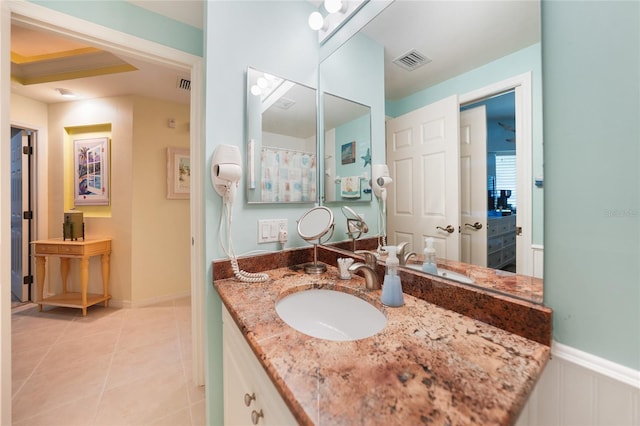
[516,226,523,236]
[23,275,33,285]
[22,146,33,155]
[23,211,33,220]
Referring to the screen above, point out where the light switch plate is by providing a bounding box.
[258,219,287,243]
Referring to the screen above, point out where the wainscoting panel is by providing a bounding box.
[531,244,544,279]
[516,342,639,426]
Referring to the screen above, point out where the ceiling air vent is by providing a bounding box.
[392,49,432,71]
[176,77,191,91]
[274,97,296,110]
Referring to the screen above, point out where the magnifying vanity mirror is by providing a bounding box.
[322,93,372,203]
[246,67,318,204]
[297,206,335,274]
[341,206,368,251]
[319,1,544,303]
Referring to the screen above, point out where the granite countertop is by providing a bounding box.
[215,264,550,426]
[403,255,543,304]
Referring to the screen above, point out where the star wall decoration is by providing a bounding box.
[361,148,371,167]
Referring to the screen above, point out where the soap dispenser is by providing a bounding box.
[422,237,438,275]
[380,246,404,307]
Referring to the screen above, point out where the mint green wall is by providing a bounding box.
[204,13,384,421]
[386,44,544,246]
[320,32,385,242]
[335,114,371,188]
[205,2,320,424]
[30,0,202,56]
[542,0,639,370]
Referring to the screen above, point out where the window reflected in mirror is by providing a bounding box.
[246,67,317,204]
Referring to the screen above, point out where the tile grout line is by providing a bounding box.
[174,299,198,425]
[88,309,125,426]
[12,300,201,426]
[11,308,81,422]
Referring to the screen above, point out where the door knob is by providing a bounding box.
[436,225,455,234]
[464,222,483,230]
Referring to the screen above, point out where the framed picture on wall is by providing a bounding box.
[167,147,190,199]
[341,141,356,165]
[74,137,110,206]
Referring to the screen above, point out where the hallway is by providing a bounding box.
[11,298,205,425]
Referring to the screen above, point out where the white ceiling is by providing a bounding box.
[10,1,539,109]
[10,1,204,106]
[358,0,540,101]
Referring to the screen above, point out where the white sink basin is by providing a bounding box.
[404,264,475,285]
[275,289,386,341]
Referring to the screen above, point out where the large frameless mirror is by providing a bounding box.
[318,1,543,304]
[322,92,372,203]
[246,67,318,204]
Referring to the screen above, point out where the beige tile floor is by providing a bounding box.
[11,297,206,426]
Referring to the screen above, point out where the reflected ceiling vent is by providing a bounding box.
[392,49,432,71]
[274,97,296,110]
[176,76,191,91]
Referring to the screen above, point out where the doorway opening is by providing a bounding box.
[10,126,35,307]
[460,90,517,273]
[5,5,205,390]
[459,72,534,277]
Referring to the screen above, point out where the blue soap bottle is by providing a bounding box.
[422,237,438,275]
[380,246,404,307]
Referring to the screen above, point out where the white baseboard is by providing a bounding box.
[109,290,191,309]
[517,341,640,426]
[552,341,640,389]
[531,244,544,279]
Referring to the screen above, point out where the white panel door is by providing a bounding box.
[460,106,488,266]
[386,95,460,260]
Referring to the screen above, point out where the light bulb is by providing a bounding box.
[257,77,268,89]
[308,11,325,31]
[250,85,261,96]
[324,0,344,14]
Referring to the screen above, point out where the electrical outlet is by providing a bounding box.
[258,219,288,243]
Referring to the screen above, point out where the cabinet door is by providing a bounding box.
[223,339,258,425]
[222,307,297,426]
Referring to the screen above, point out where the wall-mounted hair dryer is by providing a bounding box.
[371,164,392,202]
[211,144,268,283]
[371,164,392,252]
[211,144,242,205]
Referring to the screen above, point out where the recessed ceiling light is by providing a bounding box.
[56,88,76,98]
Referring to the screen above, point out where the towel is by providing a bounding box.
[341,176,361,199]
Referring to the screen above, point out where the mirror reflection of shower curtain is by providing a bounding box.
[261,147,316,202]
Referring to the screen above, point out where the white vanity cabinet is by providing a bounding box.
[222,306,298,426]
[486,215,517,269]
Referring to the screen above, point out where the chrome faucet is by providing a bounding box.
[396,242,416,266]
[354,250,378,269]
[348,263,381,290]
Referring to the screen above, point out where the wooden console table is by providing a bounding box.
[32,237,112,316]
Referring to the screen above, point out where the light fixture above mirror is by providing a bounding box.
[308,0,368,44]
